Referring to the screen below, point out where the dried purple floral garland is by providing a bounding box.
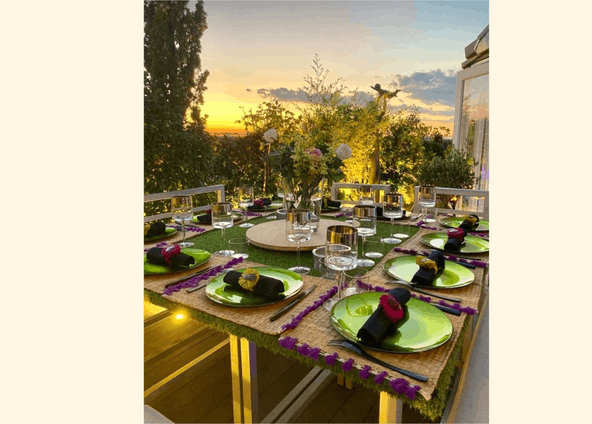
[171,225,206,233]
[393,247,488,268]
[233,209,262,217]
[355,279,476,315]
[390,378,421,400]
[161,256,244,295]
[359,365,372,380]
[280,285,339,332]
[278,335,421,399]
[334,210,353,218]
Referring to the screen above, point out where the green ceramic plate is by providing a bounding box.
[330,293,453,353]
[420,232,489,254]
[439,216,489,232]
[144,248,211,275]
[191,213,241,223]
[384,256,475,289]
[205,267,304,307]
[144,227,177,242]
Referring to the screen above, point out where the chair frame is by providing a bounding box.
[144,185,226,223]
[330,183,392,204]
[413,186,489,220]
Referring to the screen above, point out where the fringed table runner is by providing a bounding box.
[145,257,337,336]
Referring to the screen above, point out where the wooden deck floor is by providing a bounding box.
[144,301,438,424]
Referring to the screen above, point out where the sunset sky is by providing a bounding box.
[198,0,489,135]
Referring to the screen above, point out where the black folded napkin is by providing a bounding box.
[357,288,411,345]
[248,198,272,210]
[145,222,166,236]
[146,247,196,268]
[411,250,446,286]
[459,214,480,232]
[223,270,285,299]
[196,211,211,224]
[444,229,467,252]
[322,197,341,209]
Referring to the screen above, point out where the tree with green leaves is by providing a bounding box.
[144,0,213,197]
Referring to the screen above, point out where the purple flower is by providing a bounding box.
[374,371,387,385]
[307,347,321,361]
[297,343,310,356]
[389,378,409,394]
[324,352,338,366]
[279,337,298,350]
[342,358,354,372]
[308,147,323,160]
[461,306,476,315]
[359,365,371,380]
[404,385,420,400]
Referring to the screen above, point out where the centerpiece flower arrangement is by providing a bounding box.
[263,129,352,208]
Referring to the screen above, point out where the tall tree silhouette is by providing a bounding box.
[144,0,213,195]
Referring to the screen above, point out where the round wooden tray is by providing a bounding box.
[245,219,347,251]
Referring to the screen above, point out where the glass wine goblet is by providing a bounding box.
[418,185,436,223]
[171,195,194,248]
[211,202,235,256]
[322,225,358,310]
[286,209,313,274]
[358,185,374,205]
[238,187,255,228]
[352,205,377,267]
[382,193,403,244]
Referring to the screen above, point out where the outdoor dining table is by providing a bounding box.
[144,213,489,423]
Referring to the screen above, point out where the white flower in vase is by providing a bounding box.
[263,128,278,143]
[335,143,352,160]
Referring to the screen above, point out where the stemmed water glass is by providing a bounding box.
[211,202,235,256]
[238,187,254,228]
[382,193,404,244]
[352,205,377,267]
[418,185,436,223]
[358,185,374,205]
[286,209,313,274]
[323,225,358,310]
[171,195,194,248]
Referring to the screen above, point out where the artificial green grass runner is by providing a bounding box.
[183,215,419,275]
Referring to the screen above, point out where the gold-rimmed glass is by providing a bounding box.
[358,185,374,205]
[323,225,358,310]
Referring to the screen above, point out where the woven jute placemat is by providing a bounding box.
[145,257,338,336]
